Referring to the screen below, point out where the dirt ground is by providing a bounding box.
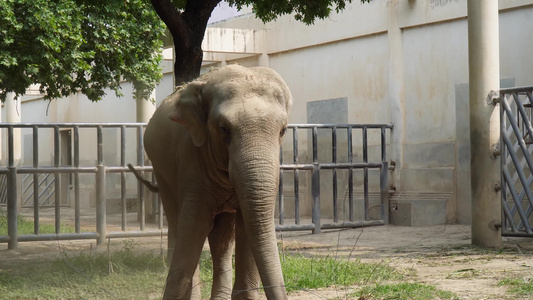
[1,224,532,299]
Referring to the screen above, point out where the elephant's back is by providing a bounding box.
[144,97,185,171]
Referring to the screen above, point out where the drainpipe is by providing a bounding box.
[468,0,502,248]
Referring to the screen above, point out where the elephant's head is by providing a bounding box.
[169,64,291,298]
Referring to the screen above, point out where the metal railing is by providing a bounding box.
[1,122,393,249]
[500,87,533,237]
[276,124,392,233]
[0,123,162,250]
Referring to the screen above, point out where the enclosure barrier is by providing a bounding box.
[499,86,533,237]
[0,123,392,250]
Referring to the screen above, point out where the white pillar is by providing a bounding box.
[468,0,502,247]
[136,90,156,123]
[5,92,22,165]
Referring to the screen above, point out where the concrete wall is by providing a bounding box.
[204,0,533,225]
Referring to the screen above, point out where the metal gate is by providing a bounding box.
[500,86,533,236]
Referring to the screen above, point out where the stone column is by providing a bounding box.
[468,0,502,248]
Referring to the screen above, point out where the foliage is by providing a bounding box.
[0,0,165,102]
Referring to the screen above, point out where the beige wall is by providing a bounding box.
[204,0,533,224]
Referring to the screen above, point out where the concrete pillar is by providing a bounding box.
[136,90,156,223]
[136,90,156,123]
[5,93,22,165]
[387,0,404,194]
[468,0,502,247]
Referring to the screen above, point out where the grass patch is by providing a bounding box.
[0,240,167,299]
[0,208,77,235]
[281,254,402,292]
[357,282,457,300]
[499,277,533,296]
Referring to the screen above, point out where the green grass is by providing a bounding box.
[356,282,457,300]
[0,240,167,300]
[499,277,533,296]
[0,208,77,235]
[281,254,402,292]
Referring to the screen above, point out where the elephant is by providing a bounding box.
[139,65,292,299]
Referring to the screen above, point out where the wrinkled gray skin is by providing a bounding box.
[144,65,291,300]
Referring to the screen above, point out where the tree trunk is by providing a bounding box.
[151,0,221,85]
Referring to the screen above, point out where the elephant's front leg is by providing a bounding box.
[208,212,236,300]
[232,210,261,300]
[163,205,213,300]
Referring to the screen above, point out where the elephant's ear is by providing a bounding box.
[168,81,207,147]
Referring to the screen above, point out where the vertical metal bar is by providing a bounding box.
[137,125,145,231]
[363,127,369,221]
[500,93,508,232]
[32,126,39,234]
[121,125,127,231]
[348,127,354,221]
[96,126,106,244]
[73,126,80,233]
[54,126,61,233]
[278,145,284,225]
[293,127,300,225]
[311,126,321,234]
[381,127,387,162]
[332,127,338,223]
[7,126,18,250]
[380,161,389,224]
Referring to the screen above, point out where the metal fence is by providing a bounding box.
[500,87,533,237]
[1,123,392,250]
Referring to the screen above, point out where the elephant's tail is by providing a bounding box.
[127,163,159,193]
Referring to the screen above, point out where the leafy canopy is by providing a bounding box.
[230,0,372,25]
[0,0,165,102]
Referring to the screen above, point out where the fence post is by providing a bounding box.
[96,126,106,245]
[7,166,18,250]
[380,161,389,224]
[7,125,18,250]
[311,127,321,234]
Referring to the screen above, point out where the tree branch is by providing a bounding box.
[151,0,190,47]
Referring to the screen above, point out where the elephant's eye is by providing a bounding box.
[220,126,231,143]
[280,127,287,138]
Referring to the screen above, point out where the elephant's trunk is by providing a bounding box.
[230,133,288,300]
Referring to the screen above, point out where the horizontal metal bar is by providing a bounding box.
[321,220,385,229]
[502,230,533,237]
[500,86,533,95]
[288,123,393,129]
[107,166,153,173]
[275,224,316,231]
[0,232,99,243]
[280,162,384,170]
[0,122,148,128]
[11,167,98,174]
[319,162,383,169]
[0,122,393,129]
[106,230,168,239]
